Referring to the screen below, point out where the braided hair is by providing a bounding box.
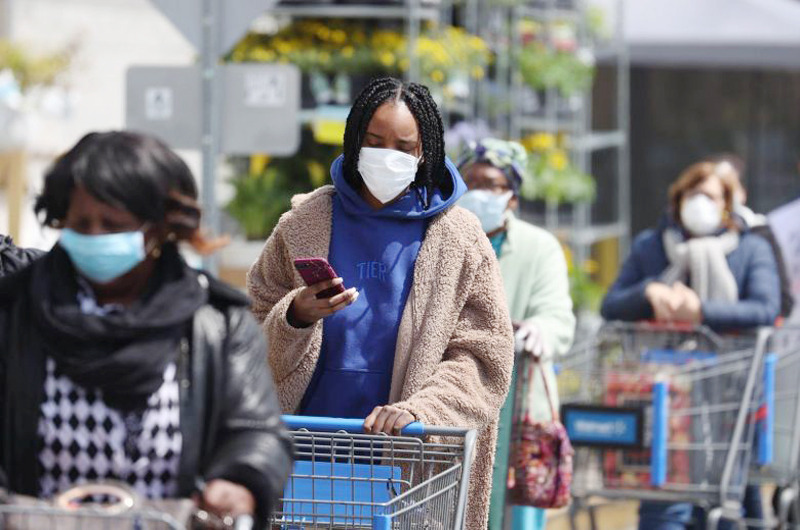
[342,77,448,207]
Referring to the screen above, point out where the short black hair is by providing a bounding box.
[342,77,448,206]
[35,131,197,227]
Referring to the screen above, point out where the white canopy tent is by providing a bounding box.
[591,0,800,68]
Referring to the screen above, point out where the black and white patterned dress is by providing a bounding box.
[37,357,183,500]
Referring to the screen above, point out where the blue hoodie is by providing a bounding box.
[299,155,466,419]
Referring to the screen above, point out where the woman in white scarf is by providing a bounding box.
[603,161,780,331]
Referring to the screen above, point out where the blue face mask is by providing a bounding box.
[458,189,513,233]
[59,228,148,284]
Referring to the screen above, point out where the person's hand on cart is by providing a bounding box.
[645,281,702,324]
[364,405,416,435]
[514,320,548,359]
[195,479,256,524]
[669,282,702,323]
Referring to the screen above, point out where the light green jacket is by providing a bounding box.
[489,213,575,530]
[500,214,575,365]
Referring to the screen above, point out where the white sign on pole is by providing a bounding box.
[126,64,301,155]
[244,71,286,108]
[126,66,202,149]
[221,63,301,155]
[144,87,174,120]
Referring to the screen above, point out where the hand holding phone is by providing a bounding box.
[290,258,359,327]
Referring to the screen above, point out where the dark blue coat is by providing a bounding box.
[601,226,781,330]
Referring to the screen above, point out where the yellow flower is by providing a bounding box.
[433,49,449,66]
[317,27,331,41]
[470,65,485,79]
[527,132,556,152]
[430,69,445,83]
[398,57,410,71]
[250,154,270,175]
[331,29,347,45]
[251,48,276,63]
[549,150,569,171]
[470,35,487,51]
[307,161,327,188]
[379,51,396,67]
[341,46,355,58]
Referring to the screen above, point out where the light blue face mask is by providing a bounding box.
[59,228,148,284]
[458,189,513,233]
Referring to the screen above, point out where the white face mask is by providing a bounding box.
[357,147,419,204]
[458,189,513,233]
[681,194,722,236]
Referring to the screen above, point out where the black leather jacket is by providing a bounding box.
[0,235,43,275]
[0,264,293,527]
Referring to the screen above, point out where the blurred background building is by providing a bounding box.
[0,0,798,318]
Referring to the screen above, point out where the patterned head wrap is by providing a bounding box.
[457,138,528,194]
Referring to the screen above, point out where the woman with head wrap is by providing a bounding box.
[458,138,576,530]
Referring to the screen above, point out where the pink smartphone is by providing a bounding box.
[293,257,347,299]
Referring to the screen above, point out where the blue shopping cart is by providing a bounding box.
[273,416,477,530]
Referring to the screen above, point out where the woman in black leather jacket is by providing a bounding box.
[0,131,293,527]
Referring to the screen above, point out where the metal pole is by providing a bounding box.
[0,0,11,39]
[617,0,631,258]
[465,0,479,122]
[497,7,512,138]
[544,0,560,233]
[201,0,220,273]
[509,4,522,141]
[573,0,592,267]
[407,0,421,83]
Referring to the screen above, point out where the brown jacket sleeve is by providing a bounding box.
[246,226,323,385]
[393,248,514,429]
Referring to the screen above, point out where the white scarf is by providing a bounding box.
[661,228,740,303]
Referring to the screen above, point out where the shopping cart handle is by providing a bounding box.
[282,415,426,436]
[638,320,701,333]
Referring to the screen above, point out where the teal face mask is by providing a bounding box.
[59,228,148,284]
[458,189,513,233]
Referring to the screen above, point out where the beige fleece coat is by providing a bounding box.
[247,185,514,529]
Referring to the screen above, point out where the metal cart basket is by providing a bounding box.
[557,322,772,529]
[273,416,477,530]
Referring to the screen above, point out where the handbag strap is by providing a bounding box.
[514,354,559,424]
[530,355,559,422]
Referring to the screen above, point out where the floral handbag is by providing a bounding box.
[507,354,574,509]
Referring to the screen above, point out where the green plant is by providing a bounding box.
[586,6,611,43]
[225,167,295,241]
[569,262,605,312]
[562,245,604,311]
[519,133,596,204]
[518,42,594,97]
[225,128,339,240]
[0,40,72,91]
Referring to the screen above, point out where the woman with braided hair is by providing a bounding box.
[248,77,514,528]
